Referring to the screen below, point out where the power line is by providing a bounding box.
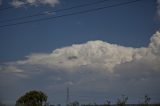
[0,0,142,28]
[0,6,14,11]
[0,0,109,23]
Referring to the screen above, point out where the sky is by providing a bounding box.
[0,0,160,105]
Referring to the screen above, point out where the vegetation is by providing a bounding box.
[116,95,128,106]
[13,91,160,106]
[144,95,151,105]
[139,94,151,106]
[0,102,6,106]
[69,101,80,106]
[16,90,47,106]
[105,97,111,106]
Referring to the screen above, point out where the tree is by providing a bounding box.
[16,90,48,106]
[143,94,151,106]
[69,101,79,106]
[0,101,6,106]
[144,95,151,104]
[116,95,128,106]
[105,97,111,106]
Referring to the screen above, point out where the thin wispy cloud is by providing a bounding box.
[43,11,56,16]
[11,0,25,7]
[10,0,60,8]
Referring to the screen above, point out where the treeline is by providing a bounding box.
[67,95,160,106]
[69,102,160,106]
[1,90,160,106]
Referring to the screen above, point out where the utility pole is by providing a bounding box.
[66,87,70,106]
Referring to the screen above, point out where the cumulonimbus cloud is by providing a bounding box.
[0,31,160,103]
[0,31,160,76]
[10,0,60,8]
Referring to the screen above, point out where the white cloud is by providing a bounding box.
[10,0,60,8]
[38,0,59,7]
[1,31,160,103]
[149,31,160,56]
[1,31,160,75]
[14,41,137,73]
[4,65,23,73]
[11,0,25,7]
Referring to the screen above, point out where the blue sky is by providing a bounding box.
[0,0,160,105]
[0,0,159,62]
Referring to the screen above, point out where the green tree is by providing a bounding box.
[16,90,47,106]
[116,95,128,106]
